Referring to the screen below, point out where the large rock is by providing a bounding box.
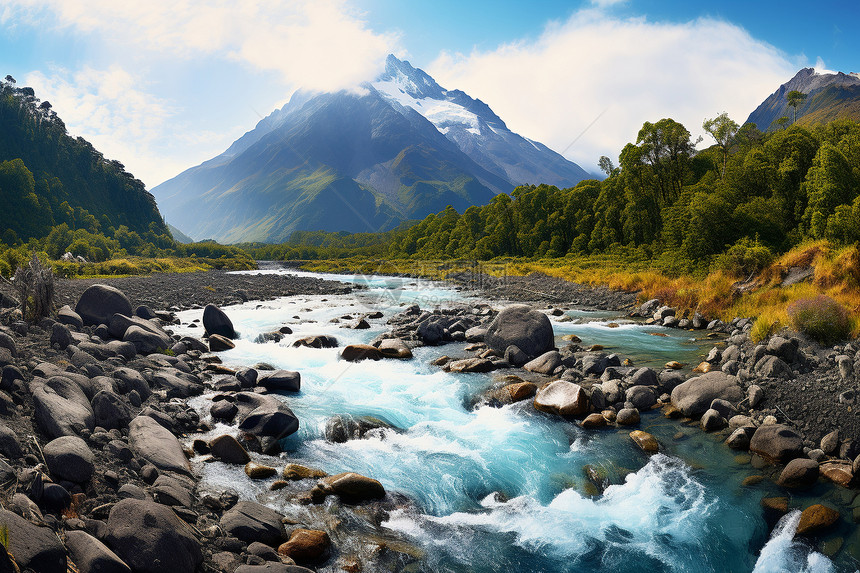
[31,376,95,439]
[56,305,83,329]
[92,390,132,429]
[755,355,794,379]
[237,398,300,441]
[75,284,132,326]
[209,434,251,464]
[151,371,203,398]
[209,334,236,352]
[749,424,804,464]
[258,370,301,392]
[0,508,66,572]
[777,458,819,489]
[523,351,562,374]
[65,530,131,573]
[105,499,201,573]
[221,501,285,546]
[533,381,589,416]
[341,344,382,362]
[796,504,840,536]
[109,314,169,341]
[670,371,742,418]
[278,529,330,562]
[112,368,152,401]
[128,415,191,475]
[235,565,315,573]
[377,338,413,359]
[203,304,235,339]
[626,385,657,410]
[485,305,554,359]
[315,472,385,501]
[43,435,94,483]
[50,322,73,350]
[123,325,171,355]
[0,423,22,459]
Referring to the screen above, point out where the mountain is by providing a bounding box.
[153,55,589,243]
[747,68,860,131]
[0,78,168,244]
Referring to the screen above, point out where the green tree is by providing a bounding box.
[786,90,807,124]
[635,118,697,205]
[802,142,856,239]
[702,112,740,179]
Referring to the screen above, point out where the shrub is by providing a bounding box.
[787,295,850,345]
[715,237,774,278]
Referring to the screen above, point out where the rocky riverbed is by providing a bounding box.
[0,267,857,572]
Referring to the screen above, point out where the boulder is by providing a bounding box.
[506,381,537,402]
[43,435,94,483]
[755,355,794,379]
[626,385,657,410]
[209,434,251,464]
[203,304,235,339]
[0,508,66,572]
[109,313,170,341]
[315,472,385,502]
[749,424,804,464]
[447,358,496,373]
[221,501,285,546]
[75,284,132,326]
[283,464,327,481]
[122,325,171,355]
[56,305,83,329]
[65,530,131,573]
[628,367,658,387]
[777,458,819,489]
[766,336,797,363]
[278,529,330,562]
[725,428,751,450]
[258,370,301,392]
[670,371,742,418]
[92,390,132,429]
[128,415,191,475]
[700,409,726,431]
[616,408,640,425]
[245,462,278,479]
[105,499,201,573]
[340,344,382,362]
[210,400,238,422]
[31,376,95,439]
[748,384,764,408]
[581,413,608,429]
[237,399,300,442]
[523,351,562,374]
[819,461,854,488]
[208,333,235,352]
[151,371,203,398]
[796,504,839,536]
[112,368,152,401]
[0,423,22,459]
[50,322,73,350]
[292,335,338,349]
[630,430,659,453]
[485,305,554,359]
[533,381,589,416]
[417,321,445,345]
[235,565,315,573]
[377,338,413,359]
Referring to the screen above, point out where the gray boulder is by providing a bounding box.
[670,371,742,417]
[105,499,201,573]
[112,368,152,400]
[65,530,131,573]
[766,336,797,363]
[31,376,95,438]
[524,351,562,375]
[209,434,251,464]
[485,305,554,359]
[534,381,589,416]
[0,423,22,459]
[203,304,235,339]
[151,371,203,398]
[75,284,132,326]
[220,501,285,546]
[0,508,66,572]
[50,322,73,350]
[755,355,794,379]
[128,415,191,475]
[628,367,658,387]
[92,390,132,429]
[56,305,83,329]
[258,370,301,392]
[235,565,315,573]
[417,320,445,345]
[750,424,804,464]
[504,345,530,367]
[123,325,170,355]
[626,385,657,410]
[777,458,819,488]
[43,435,94,483]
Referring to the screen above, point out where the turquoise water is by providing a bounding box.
[176,270,855,573]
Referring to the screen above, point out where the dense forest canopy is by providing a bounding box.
[250,115,860,275]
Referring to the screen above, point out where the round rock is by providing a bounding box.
[43,435,94,483]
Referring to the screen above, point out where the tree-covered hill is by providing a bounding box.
[0,75,168,245]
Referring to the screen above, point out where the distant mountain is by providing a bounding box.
[167,223,193,244]
[152,55,590,243]
[0,77,167,244]
[747,68,860,131]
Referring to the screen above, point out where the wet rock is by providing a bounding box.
[258,370,301,392]
[208,334,235,352]
[725,428,751,450]
[629,430,659,453]
[314,472,385,502]
[292,335,338,349]
[105,499,202,573]
[581,413,607,429]
[43,435,94,483]
[417,320,445,345]
[700,409,726,431]
[819,461,854,488]
[210,400,238,422]
[485,305,554,360]
[128,415,191,475]
[626,386,657,410]
[377,338,413,359]
[616,408,640,425]
[448,357,495,373]
[340,344,382,362]
[628,367,658,387]
[670,371,742,418]
[749,424,804,464]
[209,434,252,464]
[283,464,327,481]
[235,393,300,443]
[534,381,589,417]
[0,508,66,572]
[221,501,285,546]
[777,458,819,489]
[245,462,278,479]
[151,371,202,398]
[796,504,839,536]
[75,284,132,326]
[235,565,314,573]
[278,529,330,562]
[505,381,537,402]
[203,304,235,339]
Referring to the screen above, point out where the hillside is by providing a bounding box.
[747,68,860,130]
[0,76,168,244]
[152,55,589,243]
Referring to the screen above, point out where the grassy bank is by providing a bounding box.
[297,241,860,342]
[50,255,256,278]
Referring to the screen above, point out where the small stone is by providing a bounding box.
[245,462,277,479]
[629,430,659,453]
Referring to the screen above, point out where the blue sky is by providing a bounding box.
[0,0,856,187]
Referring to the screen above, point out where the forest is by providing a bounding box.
[248,115,860,277]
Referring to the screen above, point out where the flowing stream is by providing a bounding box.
[174,269,858,573]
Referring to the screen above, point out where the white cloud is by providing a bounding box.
[25,65,209,186]
[9,0,398,93]
[429,13,798,173]
[590,0,627,7]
